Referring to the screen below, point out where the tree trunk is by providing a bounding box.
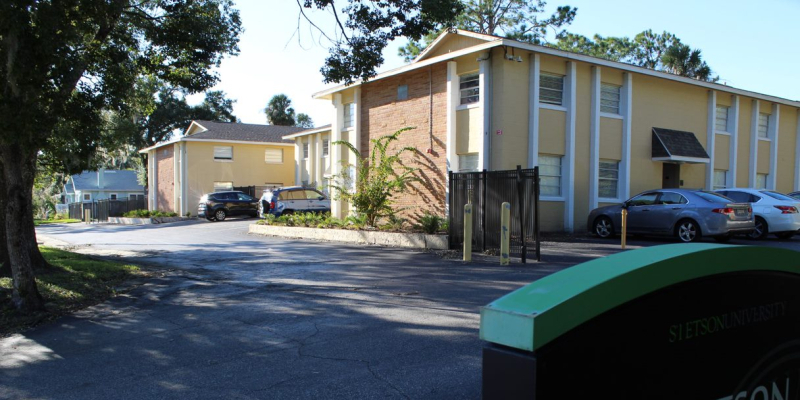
[0,162,10,278]
[1,144,45,312]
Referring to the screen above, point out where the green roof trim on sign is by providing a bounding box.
[480,244,800,352]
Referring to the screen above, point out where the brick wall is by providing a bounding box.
[156,145,175,212]
[361,62,448,221]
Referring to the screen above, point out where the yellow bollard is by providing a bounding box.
[500,202,510,265]
[464,203,473,261]
[621,208,628,249]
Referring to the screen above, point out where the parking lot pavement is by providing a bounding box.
[2,220,797,399]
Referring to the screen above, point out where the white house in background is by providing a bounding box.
[282,124,333,191]
[62,168,145,203]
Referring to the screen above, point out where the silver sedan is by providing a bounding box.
[587,189,754,243]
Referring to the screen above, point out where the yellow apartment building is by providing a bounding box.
[300,30,800,232]
[140,120,299,215]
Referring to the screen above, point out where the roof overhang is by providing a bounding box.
[282,126,332,140]
[652,127,710,164]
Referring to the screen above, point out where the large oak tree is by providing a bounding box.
[0,0,241,312]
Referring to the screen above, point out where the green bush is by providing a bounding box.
[418,213,444,234]
[122,209,178,218]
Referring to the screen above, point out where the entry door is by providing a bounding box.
[662,163,681,189]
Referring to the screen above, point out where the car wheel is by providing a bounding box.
[747,217,768,240]
[593,216,614,238]
[776,232,795,240]
[676,219,701,243]
[282,210,294,216]
[714,234,732,243]
[214,209,227,221]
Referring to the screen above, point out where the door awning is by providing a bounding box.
[651,127,710,164]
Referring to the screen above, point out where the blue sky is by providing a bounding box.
[192,0,800,126]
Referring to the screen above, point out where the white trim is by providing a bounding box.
[652,156,710,163]
[715,131,731,136]
[795,111,800,191]
[182,138,295,147]
[705,90,716,190]
[354,87,362,157]
[479,52,491,170]
[589,66,601,211]
[315,134,323,187]
[768,103,780,190]
[446,61,459,174]
[564,61,576,233]
[331,93,343,218]
[294,141,301,185]
[282,127,332,140]
[599,112,624,120]
[539,103,567,112]
[598,197,623,203]
[527,53,540,168]
[621,73,633,201]
[728,95,739,188]
[414,29,498,63]
[314,33,800,109]
[758,137,772,142]
[456,103,480,111]
[749,99,760,187]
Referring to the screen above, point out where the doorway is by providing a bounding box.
[662,163,681,188]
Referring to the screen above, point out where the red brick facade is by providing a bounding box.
[360,62,449,220]
[156,145,175,212]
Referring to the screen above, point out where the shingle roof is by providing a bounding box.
[68,170,144,192]
[652,128,710,160]
[188,121,303,144]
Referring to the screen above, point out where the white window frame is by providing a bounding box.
[715,105,730,133]
[109,193,118,200]
[213,146,233,162]
[265,148,283,164]
[322,139,330,157]
[343,103,355,129]
[540,73,565,107]
[458,153,479,172]
[539,154,563,200]
[458,72,480,108]
[756,173,768,189]
[713,170,728,190]
[302,142,309,160]
[758,113,769,139]
[598,160,620,200]
[83,193,91,201]
[213,181,233,192]
[600,83,621,115]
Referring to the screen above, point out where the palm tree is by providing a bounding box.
[265,94,296,126]
[661,43,714,81]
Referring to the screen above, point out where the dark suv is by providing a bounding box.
[198,191,259,221]
[258,186,331,217]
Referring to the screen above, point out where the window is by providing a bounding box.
[237,193,254,201]
[397,85,408,101]
[305,190,324,200]
[659,192,688,205]
[322,139,330,157]
[713,170,727,190]
[129,194,137,200]
[458,153,479,172]
[598,160,619,198]
[715,106,729,132]
[302,142,309,159]
[265,148,283,164]
[459,73,479,105]
[629,193,659,207]
[756,173,768,189]
[600,84,621,114]
[214,146,233,161]
[213,182,233,192]
[83,193,91,201]
[343,103,355,128]
[540,73,564,106]
[109,193,118,200]
[758,113,769,138]
[539,155,562,197]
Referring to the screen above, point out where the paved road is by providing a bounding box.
[2,219,797,399]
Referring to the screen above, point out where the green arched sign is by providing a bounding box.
[480,244,800,399]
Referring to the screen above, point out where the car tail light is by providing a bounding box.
[270,200,276,210]
[712,208,735,216]
[774,205,799,214]
[748,207,752,213]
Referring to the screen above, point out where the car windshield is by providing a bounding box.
[761,191,797,201]
[694,191,733,203]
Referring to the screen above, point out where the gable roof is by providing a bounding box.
[313,29,800,108]
[67,170,144,193]
[186,121,302,144]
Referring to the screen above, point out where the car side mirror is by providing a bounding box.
[318,196,325,201]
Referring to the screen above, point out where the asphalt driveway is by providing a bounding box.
[2,219,797,399]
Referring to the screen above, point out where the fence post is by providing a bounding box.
[621,208,628,249]
[534,166,541,262]
[464,203,473,261]
[500,202,510,265]
[482,169,487,252]
[516,165,526,263]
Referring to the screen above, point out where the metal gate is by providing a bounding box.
[67,198,146,221]
[448,166,540,262]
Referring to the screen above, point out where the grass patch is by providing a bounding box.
[34,218,82,226]
[0,247,143,336]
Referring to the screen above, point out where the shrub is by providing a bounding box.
[123,209,178,218]
[418,213,444,234]
[382,213,407,231]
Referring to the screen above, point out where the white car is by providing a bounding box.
[715,188,800,240]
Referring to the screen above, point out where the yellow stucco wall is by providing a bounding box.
[573,62,592,231]
[736,99,754,186]
[539,202,565,232]
[490,51,530,170]
[758,140,771,174]
[778,106,798,192]
[425,36,489,60]
[630,74,708,193]
[456,108,482,154]
[714,134,730,169]
[455,54,479,75]
[539,109,566,155]
[599,118,623,160]
[185,142,295,211]
[540,55,566,75]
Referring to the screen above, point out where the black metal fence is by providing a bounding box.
[67,198,147,222]
[448,166,540,262]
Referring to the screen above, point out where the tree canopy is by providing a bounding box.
[0,0,242,312]
[265,94,314,128]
